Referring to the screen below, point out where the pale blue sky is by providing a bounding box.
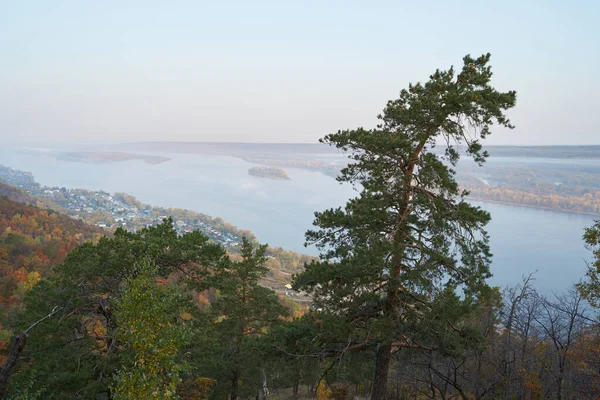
[1,0,598,146]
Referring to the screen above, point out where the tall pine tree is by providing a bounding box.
[294,53,516,399]
[194,238,288,400]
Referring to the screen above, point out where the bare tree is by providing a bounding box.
[502,273,536,400]
[535,286,589,400]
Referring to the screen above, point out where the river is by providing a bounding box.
[0,148,596,293]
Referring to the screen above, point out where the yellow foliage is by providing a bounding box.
[197,293,210,307]
[24,271,41,290]
[316,381,332,400]
[177,377,217,400]
[180,312,193,321]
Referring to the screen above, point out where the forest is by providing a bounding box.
[1,204,599,399]
[2,54,600,400]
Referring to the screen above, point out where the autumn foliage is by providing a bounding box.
[0,196,102,301]
[0,195,103,361]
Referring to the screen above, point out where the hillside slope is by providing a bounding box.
[0,194,104,304]
[0,182,41,207]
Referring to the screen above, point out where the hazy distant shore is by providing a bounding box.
[53,151,171,165]
[116,141,600,159]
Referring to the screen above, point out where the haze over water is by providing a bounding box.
[1,148,595,294]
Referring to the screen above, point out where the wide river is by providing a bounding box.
[1,149,597,293]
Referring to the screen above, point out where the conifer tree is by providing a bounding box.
[195,238,288,400]
[294,53,516,399]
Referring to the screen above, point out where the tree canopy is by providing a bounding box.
[7,220,226,398]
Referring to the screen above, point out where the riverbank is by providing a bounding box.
[466,196,600,218]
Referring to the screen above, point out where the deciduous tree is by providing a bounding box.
[112,260,191,400]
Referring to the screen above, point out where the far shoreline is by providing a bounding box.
[467,196,600,218]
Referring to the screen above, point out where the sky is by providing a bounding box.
[1,0,599,146]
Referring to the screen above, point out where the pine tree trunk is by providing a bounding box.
[292,372,299,398]
[230,375,239,400]
[371,341,392,400]
[0,332,28,397]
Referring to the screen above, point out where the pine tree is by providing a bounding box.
[294,53,516,399]
[196,237,288,400]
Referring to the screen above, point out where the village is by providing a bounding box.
[0,164,242,248]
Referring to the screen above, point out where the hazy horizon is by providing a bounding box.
[2,1,599,147]
[7,139,600,149]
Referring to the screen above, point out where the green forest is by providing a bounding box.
[2,54,600,400]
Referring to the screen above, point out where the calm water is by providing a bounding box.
[0,149,596,293]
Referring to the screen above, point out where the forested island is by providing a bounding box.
[248,166,291,180]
